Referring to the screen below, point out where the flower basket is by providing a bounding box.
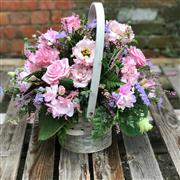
[6,2,160,154]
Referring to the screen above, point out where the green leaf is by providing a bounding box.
[60,78,73,89]
[38,106,66,141]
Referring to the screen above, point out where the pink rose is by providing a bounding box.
[42,58,70,85]
[43,85,58,102]
[128,46,146,66]
[70,64,92,88]
[61,14,81,33]
[46,97,74,118]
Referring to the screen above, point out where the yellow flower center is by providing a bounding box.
[81,48,91,57]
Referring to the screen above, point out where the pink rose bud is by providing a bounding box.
[58,85,66,95]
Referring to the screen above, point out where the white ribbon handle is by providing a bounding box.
[86,2,105,119]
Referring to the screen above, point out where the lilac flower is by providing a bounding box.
[135,83,151,106]
[157,96,163,109]
[86,19,96,29]
[56,31,67,39]
[33,93,44,108]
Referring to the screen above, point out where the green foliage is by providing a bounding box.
[114,100,148,136]
[92,106,113,139]
[60,78,73,89]
[38,106,66,141]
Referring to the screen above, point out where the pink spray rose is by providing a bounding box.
[72,38,95,66]
[128,46,146,66]
[70,64,92,88]
[43,85,58,102]
[115,84,136,110]
[46,96,74,118]
[61,14,81,33]
[42,58,70,85]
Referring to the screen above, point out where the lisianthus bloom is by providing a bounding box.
[42,58,70,85]
[106,20,134,44]
[140,79,156,89]
[39,28,59,45]
[70,64,92,88]
[128,46,146,66]
[121,56,139,85]
[43,85,58,102]
[113,84,136,110]
[72,38,95,66]
[27,45,59,69]
[46,96,74,118]
[61,14,81,33]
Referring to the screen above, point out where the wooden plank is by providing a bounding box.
[59,148,90,180]
[22,118,55,180]
[123,134,163,180]
[150,93,180,176]
[92,139,124,180]
[161,65,180,98]
[0,99,27,180]
[0,113,6,124]
[152,58,180,65]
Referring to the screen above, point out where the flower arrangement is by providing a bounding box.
[7,13,159,142]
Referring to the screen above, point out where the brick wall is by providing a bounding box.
[0,0,180,58]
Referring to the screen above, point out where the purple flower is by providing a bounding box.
[86,19,96,29]
[33,93,44,108]
[56,31,67,39]
[135,83,151,106]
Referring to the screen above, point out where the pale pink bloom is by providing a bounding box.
[24,60,40,73]
[70,64,92,88]
[39,28,59,45]
[61,14,81,33]
[42,58,70,85]
[141,79,156,89]
[106,20,134,44]
[29,45,59,68]
[18,82,30,93]
[116,85,136,110]
[121,56,140,85]
[46,96,74,118]
[58,85,66,95]
[72,38,95,66]
[43,85,58,102]
[128,46,146,66]
[66,91,79,100]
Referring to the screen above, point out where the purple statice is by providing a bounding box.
[135,83,151,106]
[157,96,163,109]
[86,19,96,29]
[33,93,44,108]
[108,98,116,108]
[56,31,67,39]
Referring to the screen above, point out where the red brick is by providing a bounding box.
[31,11,50,24]
[0,28,4,38]
[38,0,55,10]
[17,25,36,37]
[0,1,38,11]
[51,11,62,24]
[51,24,60,31]
[10,39,24,53]
[3,26,16,39]
[0,12,9,25]
[0,39,9,53]
[54,0,74,9]
[10,12,30,25]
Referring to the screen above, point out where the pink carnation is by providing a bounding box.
[106,20,134,44]
[43,85,58,102]
[46,96,74,118]
[42,58,70,85]
[70,64,92,88]
[61,14,81,33]
[72,38,95,66]
[116,85,136,110]
[128,46,146,66]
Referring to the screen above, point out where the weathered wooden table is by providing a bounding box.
[0,59,180,180]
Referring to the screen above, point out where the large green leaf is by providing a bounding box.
[60,78,73,89]
[38,106,66,141]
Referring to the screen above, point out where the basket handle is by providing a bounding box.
[86,2,105,119]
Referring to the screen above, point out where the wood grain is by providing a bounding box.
[22,118,55,180]
[92,139,124,180]
[0,99,27,180]
[59,148,90,180]
[161,65,180,98]
[123,134,163,180]
[150,93,180,176]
